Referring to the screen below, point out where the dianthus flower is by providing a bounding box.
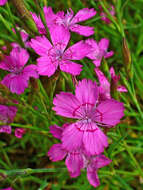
[48,125,111,188]
[86,38,114,67]
[95,67,127,100]
[0,105,17,134]
[30,26,91,76]
[15,128,25,138]
[53,79,124,155]
[55,8,96,36]
[0,47,38,94]
[99,5,115,24]
[31,7,96,37]
[0,0,7,6]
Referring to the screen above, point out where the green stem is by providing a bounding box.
[123,141,143,177]
[98,1,121,35]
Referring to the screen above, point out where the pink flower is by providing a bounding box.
[31,12,47,35]
[95,67,127,100]
[31,7,96,37]
[99,5,115,24]
[30,26,91,76]
[53,79,124,155]
[86,38,114,67]
[55,8,96,36]
[0,47,38,94]
[0,105,17,134]
[15,128,25,138]
[1,188,13,190]
[0,0,7,6]
[48,125,111,188]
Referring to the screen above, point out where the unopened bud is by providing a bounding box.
[122,38,132,79]
[11,0,39,34]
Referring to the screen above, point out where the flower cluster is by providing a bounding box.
[48,79,124,187]
[0,4,126,188]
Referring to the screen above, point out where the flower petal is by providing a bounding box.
[15,128,25,138]
[83,124,108,155]
[53,92,80,118]
[94,154,112,169]
[10,47,29,67]
[0,125,11,134]
[71,8,96,24]
[104,51,114,58]
[66,151,83,177]
[69,24,94,37]
[75,79,98,105]
[96,99,124,127]
[94,68,110,100]
[30,36,52,56]
[62,123,83,151]
[117,85,127,92]
[23,65,38,80]
[49,125,63,139]
[87,167,100,188]
[31,12,46,34]
[1,74,28,94]
[37,56,58,77]
[43,6,57,29]
[0,0,7,6]
[60,60,82,76]
[47,144,67,161]
[50,25,70,51]
[99,38,109,51]
[64,40,91,60]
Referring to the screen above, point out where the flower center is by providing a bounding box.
[72,103,95,121]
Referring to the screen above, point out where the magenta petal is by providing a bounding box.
[87,166,100,188]
[48,144,67,162]
[117,85,127,92]
[1,74,28,94]
[65,151,83,177]
[69,24,94,37]
[53,92,80,118]
[99,38,109,51]
[10,48,29,67]
[60,61,82,76]
[94,68,110,99]
[94,154,112,169]
[50,25,70,51]
[31,12,46,34]
[75,79,98,105]
[109,66,115,78]
[0,58,12,71]
[23,65,38,80]
[43,6,57,29]
[30,36,52,56]
[0,125,11,134]
[104,51,114,58]
[96,99,124,126]
[1,188,13,190]
[62,123,83,151]
[93,59,102,67]
[49,125,63,139]
[0,0,7,6]
[15,128,25,138]
[37,56,58,77]
[71,8,96,24]
[64,40,91,60]
[86,38,98,49]
[83,124,108,155]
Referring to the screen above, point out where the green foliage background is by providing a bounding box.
[0,0,143,189]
